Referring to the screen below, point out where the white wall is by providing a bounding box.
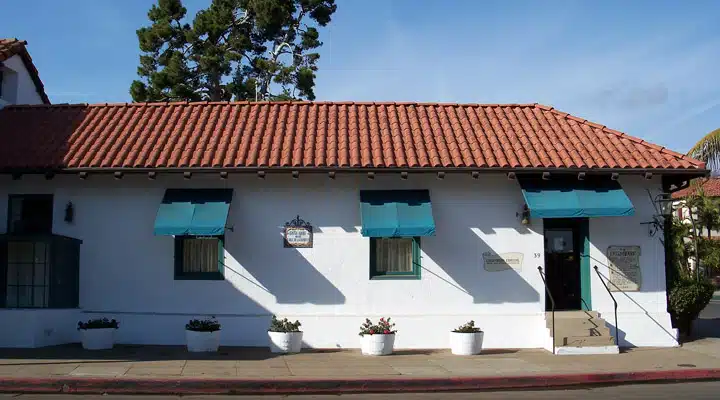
[0,309,79,347]
[0,173,675,349]
[589,180,678,347]
[1,54,44,105]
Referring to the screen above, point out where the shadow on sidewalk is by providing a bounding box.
[0,344,291,365]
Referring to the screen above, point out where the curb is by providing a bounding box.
[1,369,720,395]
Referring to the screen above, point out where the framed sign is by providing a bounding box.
[284,215,313,248]
[607,246,642,291]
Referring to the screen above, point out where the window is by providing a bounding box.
[370,237,421,279]
[1,235,80,309]
[6,241,48,307]
[174,236,224,280]
[8,195,53,234]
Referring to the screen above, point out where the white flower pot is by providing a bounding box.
[360,334,395,356]
[268,331,303,353]
[449,331,484,355]
[186,330,220,352]
[80,328,115,350]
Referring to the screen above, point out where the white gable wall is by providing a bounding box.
[0,173,677,349]
[1,54,44,105]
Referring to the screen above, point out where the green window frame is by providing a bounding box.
[174,235,225,280]
[369,237,421,280]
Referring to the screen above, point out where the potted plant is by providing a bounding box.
[359,317,396,356]
[185,317,221,352]
[77,318,119,350]
[450,320,483,355]
[267,315,303,353]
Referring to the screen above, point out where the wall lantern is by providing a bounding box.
[517,204,531,225]
[655,192,673,216]
[641,191,673,237]
[64,202,75,224]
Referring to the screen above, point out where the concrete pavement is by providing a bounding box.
[0,340,720,394]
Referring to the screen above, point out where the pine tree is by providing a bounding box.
[130,0,336,102]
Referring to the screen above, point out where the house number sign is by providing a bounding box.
[283,215,313,248]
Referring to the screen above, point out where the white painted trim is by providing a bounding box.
[555,345,620,355]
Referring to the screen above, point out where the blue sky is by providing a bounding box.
[3,0,720,153]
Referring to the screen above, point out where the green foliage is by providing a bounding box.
[131,0,336,102]
[359,318,396,336]
[668,279,715,335]
[77,318,119,330]
[452,320,482,333]
[697,237,720,273]
[186,317,221,332]
[688,127,720,172]
[268,315,302,332]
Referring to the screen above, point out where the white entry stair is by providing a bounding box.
[546,310,620,355]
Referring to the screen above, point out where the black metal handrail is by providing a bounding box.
[594,265,618,346]
[538,266,555,354]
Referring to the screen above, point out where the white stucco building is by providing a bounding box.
[0,101,707,354]
[0,38,49,107]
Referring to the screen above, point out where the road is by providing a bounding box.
[3,382,720,400]
[694,293,720,338]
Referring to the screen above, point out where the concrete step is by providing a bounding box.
[547,311,599,319]
[560,335,616,347]
[547,317,609,331]
[550,325,612,338]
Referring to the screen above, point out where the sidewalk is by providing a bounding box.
[1,339,720,394]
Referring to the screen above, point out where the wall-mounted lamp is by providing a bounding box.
[517,204,531,225]
[64,202,75,224]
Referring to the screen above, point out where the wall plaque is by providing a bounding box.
[607,246,641,291]
[483,252,524,272]
[284,215,313,248]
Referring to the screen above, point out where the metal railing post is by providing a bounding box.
[538,266,556,354]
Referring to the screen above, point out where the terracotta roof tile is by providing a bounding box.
[672,177,720,198]
[0,38,50,104]
[0,102,706,172]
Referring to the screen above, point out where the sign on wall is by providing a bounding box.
[483,252,524,272]
[283,215,313,248]
[607,246,642,291]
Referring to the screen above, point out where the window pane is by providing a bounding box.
[375,238,413,273]
[546,229,574,254]
[18,265,33,285]
[33,287,46,307]
[17,286,32,307]
[6,287,17,308]
[34,242,47,263]
[34,263,47,285]
[7,264,18,285]
[182,238,219,273]
[8,242,33,263]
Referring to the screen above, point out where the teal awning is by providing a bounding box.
[519,178,634,218]
[360,190,436,237]
[154,189,233,236]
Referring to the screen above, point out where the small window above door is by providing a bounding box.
[7,195,54,235]
[545,229,574,254]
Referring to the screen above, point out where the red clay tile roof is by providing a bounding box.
[0,101,706,172]
[0,38,50,104]
[672,177,720,198]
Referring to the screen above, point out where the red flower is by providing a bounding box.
[383,330,390,334]
[369,330,375,334]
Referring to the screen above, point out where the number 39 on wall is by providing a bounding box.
[534,253,542,258]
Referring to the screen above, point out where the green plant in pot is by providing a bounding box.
[267,315,303,353]
[185,317,221,352]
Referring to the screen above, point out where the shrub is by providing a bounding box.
[268,315,302,332]
[77,318,119,330]
[669,279,715,336]
[359,317,396,336]
[452,320,482,333]
[186,317,221,332]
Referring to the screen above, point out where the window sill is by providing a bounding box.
[370,275,421,280]
[174,273,225,281]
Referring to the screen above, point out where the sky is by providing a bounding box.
[2,0,720,154]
